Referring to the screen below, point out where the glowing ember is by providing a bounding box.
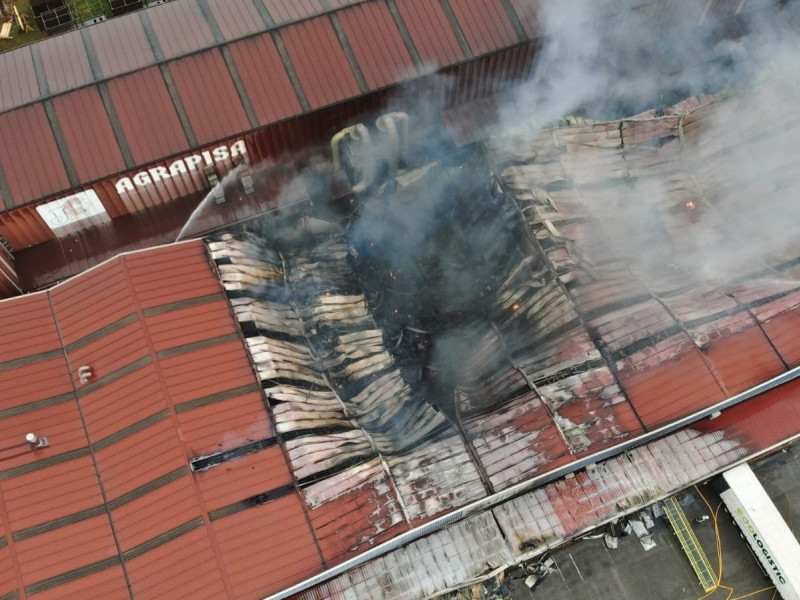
[511,303,520,311]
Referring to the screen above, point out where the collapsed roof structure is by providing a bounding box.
[0,0,800,599]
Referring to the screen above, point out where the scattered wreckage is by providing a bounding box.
[195,74,800,598]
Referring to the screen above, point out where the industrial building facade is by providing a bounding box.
[0,0,541,296]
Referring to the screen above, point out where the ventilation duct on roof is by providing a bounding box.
[25,433,49,449]
[331,124,372,193]
[376,112,409,175]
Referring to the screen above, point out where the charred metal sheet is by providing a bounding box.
[299,510,514,600]
[292,426,748,600]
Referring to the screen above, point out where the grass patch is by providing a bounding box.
[0,0,49,52]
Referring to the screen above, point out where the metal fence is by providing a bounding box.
[34,0,163,33]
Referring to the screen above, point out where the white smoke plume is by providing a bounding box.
[495,0,800,286]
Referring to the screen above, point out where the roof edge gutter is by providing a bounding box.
[264,363,800,600]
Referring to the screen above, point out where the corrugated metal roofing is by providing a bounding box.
[448,0,520,55]
[300,389,800,600]
[88,14,155,79]
[168,50,251,145]
[395,0,465,67]
[509,0,540,38]
[212,496,323,598]
[147,0,216,60]
[0,0,545,213]
[228,35,303,125]
[0,292,57,362]
[204,68,800,596]
[281,18,363,109]
[105,67,190,165]
[337,2,417,90]
[52,87,127,182]
[0,0,770,223]
[0,105,70,207]
[0,233,799,600]
[0,47,39,112]
[261,0,325,24]
[37,32,94,95]
[0,1,796,598]
[124,526,227,600]
[206,0,266,41]
[0,239,330,599]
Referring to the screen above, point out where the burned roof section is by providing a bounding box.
[191,66,800,592]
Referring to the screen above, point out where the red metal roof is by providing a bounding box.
[300,375,800,600]
[337,2,417,90]
[88,15,155,79]
[37,32,93,95]
[0,2,794,598]
[448,0,520,55]
[395,0,465,67]
[0,239,331,599]
[206,0,265,41]
[212,496,323,598]
[105,67,190,165]
[0,223,798,600]
[261,0,325,24]
[0,0,539,215]
[52,88,127,183]
[148,0,216,60]
[509,0,540,38]
[0,105,70,207]
[0,48,39,113]
[228,35,303,125]
[168,50,251,145]
[281,18,362,109]
[0,0,772,235]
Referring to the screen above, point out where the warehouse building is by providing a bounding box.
[0,1,800,599]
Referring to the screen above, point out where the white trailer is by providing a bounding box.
[719,463,800,600]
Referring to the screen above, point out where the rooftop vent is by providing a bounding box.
[25,433,49,449]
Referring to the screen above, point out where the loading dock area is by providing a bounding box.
[507,443,800,600]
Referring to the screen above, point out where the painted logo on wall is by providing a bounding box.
[114,141,247,195]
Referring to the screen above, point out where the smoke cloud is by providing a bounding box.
[495,0,800,286]
[199,0,800,425]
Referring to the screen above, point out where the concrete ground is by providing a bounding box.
[507,443,800,600]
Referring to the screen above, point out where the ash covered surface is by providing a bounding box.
[192,1,800,597]
[202,57,800,595]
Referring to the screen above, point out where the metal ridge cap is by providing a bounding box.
[264,363,800,600]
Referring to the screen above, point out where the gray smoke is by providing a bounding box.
[496,0,800,285]
[501,0,774,125]
[214,0,800,423]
